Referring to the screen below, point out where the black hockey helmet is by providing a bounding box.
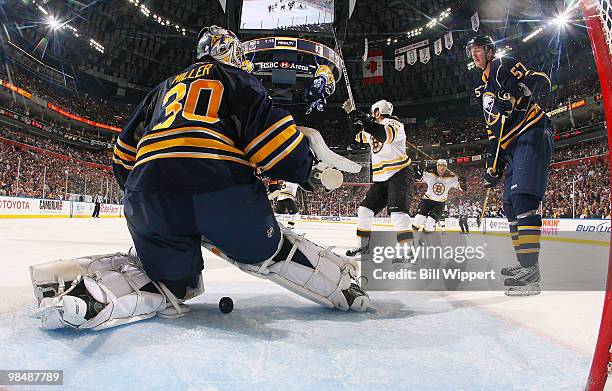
[465,35,496,59]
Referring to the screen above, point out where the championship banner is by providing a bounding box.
[394,39,429,55]
[407,49,418,65]
[444,31,454,50]
[419,47,430,64]
[471,12,480,32]
[434,38,443,56]
[363,49,384,85]
[394,55,405,71]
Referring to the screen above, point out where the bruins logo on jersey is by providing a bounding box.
[482,92,500,126]
[433,182,446,195]
[371,137,384,153]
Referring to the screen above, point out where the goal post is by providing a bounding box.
[582,0,612,390]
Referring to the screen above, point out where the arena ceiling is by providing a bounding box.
[0,0,590,102]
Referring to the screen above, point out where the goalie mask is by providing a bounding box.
[371,100,393,118]
[196,25,245,68]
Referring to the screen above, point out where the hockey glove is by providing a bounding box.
[494,91,516,117]
[483,168,500,189]
[300,162,344,192]
[347,109,368,134]
[342,99,355,114]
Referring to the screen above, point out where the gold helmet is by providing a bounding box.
[196,25,245,68]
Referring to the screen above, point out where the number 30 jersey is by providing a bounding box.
[113,60,312,193]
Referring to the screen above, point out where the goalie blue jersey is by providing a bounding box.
[473,57,551,152]
[113,60,312,193]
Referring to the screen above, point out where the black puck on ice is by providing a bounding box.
[219,297,233,314]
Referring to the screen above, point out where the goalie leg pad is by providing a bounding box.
[30,253,202,330]
[202,225,364,311]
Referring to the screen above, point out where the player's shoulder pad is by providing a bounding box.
[383,117,404,129]
[492,56,522,73]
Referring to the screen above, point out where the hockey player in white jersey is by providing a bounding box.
[413,159,467,232]
[342,99,415,257]
[270,180,301,229]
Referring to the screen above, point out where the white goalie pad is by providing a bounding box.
[30,252,203,330]
[202,225,367,311]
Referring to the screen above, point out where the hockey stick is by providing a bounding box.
[480,114,506,224]
[332,27,356,111]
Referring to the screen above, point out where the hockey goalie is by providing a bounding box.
[30,25,371,331]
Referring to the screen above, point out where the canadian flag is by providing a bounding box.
[362,49,383,85]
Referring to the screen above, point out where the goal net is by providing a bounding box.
[583,0,612,390]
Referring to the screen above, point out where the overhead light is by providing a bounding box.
[48,16,60,30]
[523,27,543,42]
[553,13,569,26]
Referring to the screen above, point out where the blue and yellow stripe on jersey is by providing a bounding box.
[133,126,253,168]
[486,104,545,149]
[243,115,303,172]
[113,137,137,171]
[372,155,411,177]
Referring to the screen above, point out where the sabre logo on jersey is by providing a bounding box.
[482,92,500,126]
[433,182,446,195]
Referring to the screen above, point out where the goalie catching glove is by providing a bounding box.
[298,126,361,192]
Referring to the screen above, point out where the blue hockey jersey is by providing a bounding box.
[474,57,551,151]
[113,59,313,193]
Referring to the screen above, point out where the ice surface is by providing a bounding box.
[0,219,607,390]
[241,0,333,30]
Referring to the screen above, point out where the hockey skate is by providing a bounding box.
[500,263,523,277]
[346,245,369,257]
[504,264,541,296]
[342,282,370,311]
